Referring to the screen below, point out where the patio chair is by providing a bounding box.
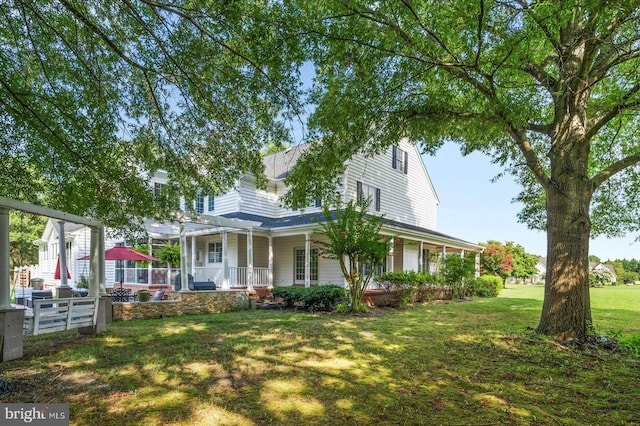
[110,288,131,303]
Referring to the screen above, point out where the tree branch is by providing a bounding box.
[586,83,640,140]
[58,0,153,73]
[591,151,640,189]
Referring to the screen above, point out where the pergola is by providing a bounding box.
[0,196,106,362]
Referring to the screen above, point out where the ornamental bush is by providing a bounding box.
[468,275,504,297]
[300,285,347,312]
[271,285,347,312]
[271,286,305,307]
[376,271,439,306]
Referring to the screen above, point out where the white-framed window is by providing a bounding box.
[208,242,222,263]
[153,182,164,196]
[392,145,408,174]
[194,194,204,214]
[356,181,381,212]
[208,194,215,212]
[294,248,318,283]
[363,256,387,277]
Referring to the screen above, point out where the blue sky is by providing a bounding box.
[423,143,640,261]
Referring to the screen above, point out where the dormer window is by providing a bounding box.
[392,145,408,174]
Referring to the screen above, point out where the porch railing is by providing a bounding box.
[194,266,270,287]
[113,266,270,288]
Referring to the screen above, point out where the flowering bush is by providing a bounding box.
[314,198,392,312]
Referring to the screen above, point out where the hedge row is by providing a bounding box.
[375,271,503,306]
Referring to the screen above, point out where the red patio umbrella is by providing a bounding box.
[78,244,157,288]
[54,255,71,280]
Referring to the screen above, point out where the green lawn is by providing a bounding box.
[2,284,639,425]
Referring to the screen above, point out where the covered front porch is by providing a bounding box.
[144,214,270,291]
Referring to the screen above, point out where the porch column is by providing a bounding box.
[389,239,395,273]
[304,232,311,288]
[222,231,229,289]
[475,252,481,278]
[418,241,424,272]
[58,221,70,288]
[179,220,189,292]
[191,236,196,276]
[246,229,254,290]
[0,208,10,309]
[268,236,273,288]
[147,237,153,287]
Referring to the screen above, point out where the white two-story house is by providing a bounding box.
[35,140,483,290]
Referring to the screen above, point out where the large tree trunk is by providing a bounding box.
[536,141,593,341]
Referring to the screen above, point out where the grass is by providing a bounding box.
[1,284,639,425]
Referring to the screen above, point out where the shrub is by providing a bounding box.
[300,285,347,312]
[271,286,305,308]
[441,254,476,299]
[468,275,504,297]
[271,285,347,312]
[376,271,439,306]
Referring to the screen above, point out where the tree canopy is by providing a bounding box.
[281,0,640,340]
[1,0,303,232]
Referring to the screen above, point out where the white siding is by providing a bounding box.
[346,139,438,229]
[238,179,280,217]
[210,189,239,215]
[272,235,345,287]
[239,177,326,218]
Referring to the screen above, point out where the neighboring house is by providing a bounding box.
[590,262,617,284]
[533,257,547,284]
[35,140,483,290]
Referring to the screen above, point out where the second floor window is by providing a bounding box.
[392,145,408,174]
[194,194,204,214]
[356,181,381,212]
[208,194,215,212]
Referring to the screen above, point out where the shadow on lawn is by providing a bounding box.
[2,302,639,425]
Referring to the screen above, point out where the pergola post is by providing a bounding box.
[58,221,71,293]
[0,208,11,309]
[246,229,254,290]
[0,206,24,362]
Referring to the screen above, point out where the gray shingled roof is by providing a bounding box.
[220,211,479,247]
[262,143,310,180]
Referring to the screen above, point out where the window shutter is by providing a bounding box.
[392,146,397,169]
[375,188,381,211]
[356,181,362,201]
[403,151,408,174]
